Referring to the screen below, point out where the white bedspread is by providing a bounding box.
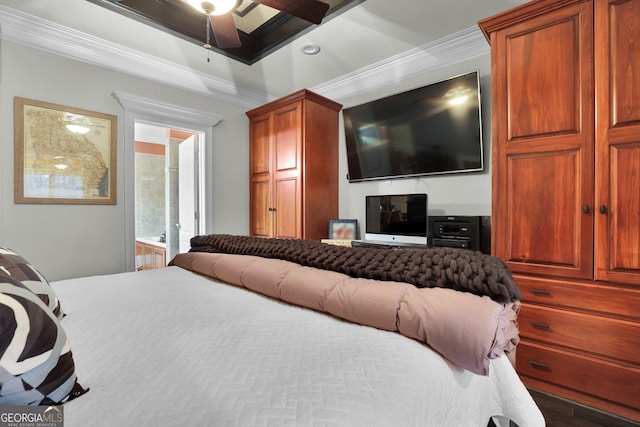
[53,266,544,427]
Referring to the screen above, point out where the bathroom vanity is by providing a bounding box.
[135,238,166,271]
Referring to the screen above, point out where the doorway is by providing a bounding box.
[134,123,204,269]
[113,90,224,273]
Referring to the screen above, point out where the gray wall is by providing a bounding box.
[0,39,491,281]
[0,40,249,281]
[337,56,493,238]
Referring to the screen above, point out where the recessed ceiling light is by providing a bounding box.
[300,43,321,55]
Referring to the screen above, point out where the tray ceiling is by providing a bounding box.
[87,0,364,64]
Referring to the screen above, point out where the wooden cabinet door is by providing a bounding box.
[135,242,145,270]
[143,244,153,270]
[272,102,302,238]
[249,113,273,237]
[251,179,272,237]
[490,1,595,279]
[274,177,299,238]
[594,0,640,285]
[153,246,166,268]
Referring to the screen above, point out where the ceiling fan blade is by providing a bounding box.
[210,14,241,49]
[253,0,330,25]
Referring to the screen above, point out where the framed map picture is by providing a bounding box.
[14,97,117,204]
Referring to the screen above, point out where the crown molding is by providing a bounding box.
[0,5,270,108]
[311,26,489,101]
[0,4,488,107]
[112,90,225,130]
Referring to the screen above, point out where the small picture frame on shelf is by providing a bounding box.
[328,219,359,240]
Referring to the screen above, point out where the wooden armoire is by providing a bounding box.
[479,0,640,421]
[246,89,342,240]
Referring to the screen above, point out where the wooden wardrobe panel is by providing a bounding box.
[506,16,582,139]
[489,0,595,280]
[250,115,271,176]
[610,0,640,128]
[594,0,640,284]
[505,150,590,277]
[273,103,301,173]
[608,143,640,273]
[250,179,271,237]
[274,177,299,239]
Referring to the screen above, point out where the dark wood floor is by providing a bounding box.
[528,389,640,427]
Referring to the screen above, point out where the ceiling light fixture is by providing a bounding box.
[184,0,329,61]
[189,1,242,62]
[187,0,239,16]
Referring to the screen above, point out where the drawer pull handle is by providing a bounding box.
[527,360,548,369]
[530,321,550,329]
[530,289,551,296]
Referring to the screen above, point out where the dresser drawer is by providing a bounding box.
[517,341,640,411]
[519,303,640,364]
[515,275,640,320]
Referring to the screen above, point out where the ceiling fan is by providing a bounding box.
[186,0,330,50]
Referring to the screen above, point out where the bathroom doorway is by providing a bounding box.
[134,122,204,269]
[113,90,224,273]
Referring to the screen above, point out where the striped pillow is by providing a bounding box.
[0,247,64,319]
[0,275,87,405]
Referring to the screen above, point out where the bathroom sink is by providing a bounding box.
[136,237,166,247]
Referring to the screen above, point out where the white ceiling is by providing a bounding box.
[0,0,528,103]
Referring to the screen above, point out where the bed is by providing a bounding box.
[0,239,545,426]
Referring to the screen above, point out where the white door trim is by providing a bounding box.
[112,90,224,272]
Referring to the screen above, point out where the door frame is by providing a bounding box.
[113,91,224,272]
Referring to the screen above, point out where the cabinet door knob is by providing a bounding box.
[600,205,607,214]
[582,205,590,214]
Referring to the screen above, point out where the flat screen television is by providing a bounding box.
[365,193,428,245]
[344,70,483,182]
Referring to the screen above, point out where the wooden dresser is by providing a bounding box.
[479,0,640,421]
[246,89,342,240]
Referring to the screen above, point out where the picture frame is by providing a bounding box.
[328,219,360,240]
[14,97,117,205]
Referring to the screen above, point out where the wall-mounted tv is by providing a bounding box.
[343,70,483,182]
